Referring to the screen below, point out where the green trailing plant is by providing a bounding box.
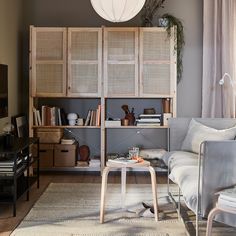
[141,0,166,27]
[161,13,185,83]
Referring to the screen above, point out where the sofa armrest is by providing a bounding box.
[199,140,236,217]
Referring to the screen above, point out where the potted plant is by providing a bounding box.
[141,0,166,27]
[141,1,185,83]
[159,14,185,83]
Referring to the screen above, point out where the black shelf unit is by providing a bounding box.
[0,137,39,216]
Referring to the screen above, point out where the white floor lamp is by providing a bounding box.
[219,72,236,118]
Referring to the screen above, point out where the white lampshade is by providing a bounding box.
[90,0,146,22]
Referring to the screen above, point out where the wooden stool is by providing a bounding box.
[206,203,236,236]
[100,160,159,223]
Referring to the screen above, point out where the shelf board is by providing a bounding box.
[32,126,100,129]
[40,166,100,172]
[105,126,168,129]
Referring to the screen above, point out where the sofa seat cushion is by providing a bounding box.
[163,151,198,170]
[169,165,199,213]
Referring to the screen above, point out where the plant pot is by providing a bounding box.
[158,18,169,27]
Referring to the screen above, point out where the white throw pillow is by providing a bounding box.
[181,119,236,153]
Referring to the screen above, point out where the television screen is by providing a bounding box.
[0,64,8,118]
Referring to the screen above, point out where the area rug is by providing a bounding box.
[11,183,187,236]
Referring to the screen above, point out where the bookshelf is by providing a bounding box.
[29,26,176,173]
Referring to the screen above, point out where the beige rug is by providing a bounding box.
[11,183,187,236]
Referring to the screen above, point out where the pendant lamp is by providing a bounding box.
[90,0,146,23]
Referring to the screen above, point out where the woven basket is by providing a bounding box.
[35,128,63,143]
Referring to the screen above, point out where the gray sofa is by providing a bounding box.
[165,118,236,229]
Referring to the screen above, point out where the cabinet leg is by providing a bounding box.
[13,175,17,217]
[13,203,16,217]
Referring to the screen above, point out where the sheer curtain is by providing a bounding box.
[202,0,236,118]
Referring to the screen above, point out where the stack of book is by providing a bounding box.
[136,114,162,126]
[77,160,89,167]
[84,105,101,126]
[89,158,100,168]
[33,106,67,126]
[60,139,75,145]
[0,158,25,176]
[217,186,236,208]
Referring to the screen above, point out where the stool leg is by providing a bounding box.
[206,207,221,236]
[149,166,158,222]
[100,167,110,223]
[121,167,126,209]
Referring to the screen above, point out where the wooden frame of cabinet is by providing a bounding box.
[29,26,177,174]
[67,28,102,97]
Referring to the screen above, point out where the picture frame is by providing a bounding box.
[12,114,28,138]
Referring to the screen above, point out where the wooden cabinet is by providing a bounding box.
[30,27,67,97]
[29,26,177,173]
[103,28,139,97]
[68,28,102,97]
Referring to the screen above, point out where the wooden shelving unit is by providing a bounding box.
[29,26,177,174]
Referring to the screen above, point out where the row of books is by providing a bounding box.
[33,104,101,126]
[136,113,162,126]
[84,105,101,126]
[33,106,67,126]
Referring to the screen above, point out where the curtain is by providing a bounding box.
[202,0,236,118]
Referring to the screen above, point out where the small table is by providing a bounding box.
[100,160,159,223]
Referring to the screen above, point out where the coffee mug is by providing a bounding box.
[76,118,84,126]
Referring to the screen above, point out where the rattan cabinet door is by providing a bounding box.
[68,28,102,97]
[104,28,139,97]
[139,28,177,97]
[31,27,67,97]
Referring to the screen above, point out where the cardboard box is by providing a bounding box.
[54,144,77,167]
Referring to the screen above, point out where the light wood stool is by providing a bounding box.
[100,160,159,223]
[206,203,236,236]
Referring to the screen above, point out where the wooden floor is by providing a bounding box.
[0,171,167,236]
[1,172,235,236]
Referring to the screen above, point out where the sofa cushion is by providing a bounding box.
[169,165,199,213]
[181,119,236,153]
[139,148,166,160]
[163,151,198,169]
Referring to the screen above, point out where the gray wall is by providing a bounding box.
[23,0,203,117]
[0,0,23,132]
[22,0,203,155]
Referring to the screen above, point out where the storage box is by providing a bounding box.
[35,128,63,143]
[54,144,77,167]
[32,144,54,168]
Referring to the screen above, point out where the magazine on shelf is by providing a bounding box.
[139,114,162,118]
[108,158,138,165]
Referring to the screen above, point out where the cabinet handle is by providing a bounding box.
[61,150,69,153]
[39,150,47,153]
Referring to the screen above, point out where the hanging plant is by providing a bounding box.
[141,0,166,27]
[161,13,185,83]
